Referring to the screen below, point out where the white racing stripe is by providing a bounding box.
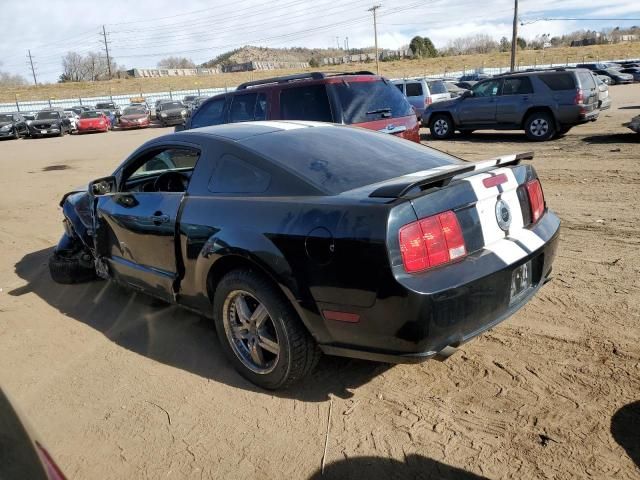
[509,228,546,252]
[485,238,529,265]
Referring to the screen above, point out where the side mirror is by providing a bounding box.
[462,90,473,98]
[89,176,117,196]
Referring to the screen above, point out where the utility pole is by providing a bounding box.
[101,25,112,79]
[346,36,349,55]
[368,5,381,75]
[27,50,37,86]
[336,36,340,50]
[510,0,518,71]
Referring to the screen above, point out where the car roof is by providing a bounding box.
[178,120,329,141]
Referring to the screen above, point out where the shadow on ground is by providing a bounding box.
[581,133,639,144]
[611,401,640,469]
[618,106,640,110]
[10,247,390,402]
[307,454,489,480]
[420,131,556,144]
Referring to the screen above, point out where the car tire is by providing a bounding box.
[213,269,320,390]
[58,128,64,137]
[430,114,454,139]
[48,251,96,284]
[13,128,19,140]
[524,112,556,141]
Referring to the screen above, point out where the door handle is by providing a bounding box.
[150,212,170,225]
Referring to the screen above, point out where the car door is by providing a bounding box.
[95,145,201,301]
[496,76,534,125]
[458,79,502,125]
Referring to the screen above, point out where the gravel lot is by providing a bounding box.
[0,85,638,479]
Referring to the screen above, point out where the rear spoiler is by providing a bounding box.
[369,152,533,198]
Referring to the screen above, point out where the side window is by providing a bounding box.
[208,154,271,194]
[280,85,332,122]
[405,83,423,97]
[394,83,404,93]
[191,98,226,128]
[538,74,575,91]
[128,148,200,183]
[229,93,257,123]
[502,77,533,95]
[473,80,502,97]
[255,93,267,121]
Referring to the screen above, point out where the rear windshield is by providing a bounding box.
[331,80,413,124]
[577,71,596,89]
[427,80,448,94]
[538,73,575,90]
[95,103,114,109]
[241,126,460,194]
[80,111,100,118]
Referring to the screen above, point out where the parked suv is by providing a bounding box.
[179,72,419,143]
[392,78,450,119]
[423,69,600,141]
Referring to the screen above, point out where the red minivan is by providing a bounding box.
[180,72,420,143]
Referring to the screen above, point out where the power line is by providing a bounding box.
[522,17,640,25]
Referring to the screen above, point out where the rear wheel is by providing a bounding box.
[430,114,454,139]
[48,250,96,284]
[524,112,556,141]
[213,269,320,389]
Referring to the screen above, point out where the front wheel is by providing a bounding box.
[430,114,455,139]
[213,269,320,389]
[524,112,556,141]
[49,250,96,284]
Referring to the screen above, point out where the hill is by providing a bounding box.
[2,42,640,103]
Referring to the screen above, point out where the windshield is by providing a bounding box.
[159,102,184,110]
[96,103,114,109]
[331,80,413,124]
[35,111,61,120]
[0,114,13,122]
[184,96,196,101]
[124,107,146,115]
[80,111,101,119]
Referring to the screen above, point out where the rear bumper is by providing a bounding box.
[318,212,560,363]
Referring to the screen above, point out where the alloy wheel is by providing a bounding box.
[222,290,280,374]
[434,119,449,136]
[530,118,549,137]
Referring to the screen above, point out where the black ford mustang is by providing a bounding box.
[51,121,560,389]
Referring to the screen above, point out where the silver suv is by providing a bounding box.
[423,69,600,141]
[393,78,450,119]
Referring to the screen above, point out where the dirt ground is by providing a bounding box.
[0,85,638,479]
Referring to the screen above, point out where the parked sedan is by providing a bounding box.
[0,112,29,140]
[118,106,151,129]
[50,121,559,389]
[619,67,640,82]
[76,110,110,134]
[28,110,72,137]
[157,101,188,126]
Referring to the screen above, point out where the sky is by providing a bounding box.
[1,0,639,83]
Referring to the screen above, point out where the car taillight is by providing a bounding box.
[525,179,545,223]
[574,88,584,105]
[399,210,466,273]
[425,96,433,106]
